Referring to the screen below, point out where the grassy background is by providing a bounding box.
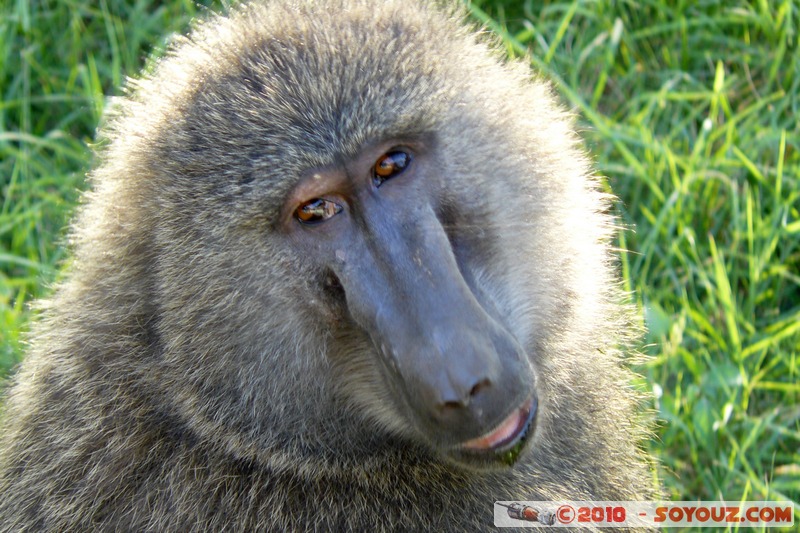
[1,0,798,521]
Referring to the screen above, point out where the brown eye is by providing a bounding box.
[373,150,411,186]
[295,198,342,224]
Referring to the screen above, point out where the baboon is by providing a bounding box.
[0,0,657,530]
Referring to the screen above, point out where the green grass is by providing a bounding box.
[2,0,798,523]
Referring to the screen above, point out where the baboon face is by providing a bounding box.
[142,1,579,471]
[281,138,537,468]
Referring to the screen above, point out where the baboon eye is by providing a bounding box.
[373,150,411,186]
[295,198,342,224]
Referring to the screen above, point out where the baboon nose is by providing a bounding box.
[426,373,500,436]
[405,328,531,443]
[438,377,492,411]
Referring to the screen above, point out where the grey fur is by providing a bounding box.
[0,0,657,530]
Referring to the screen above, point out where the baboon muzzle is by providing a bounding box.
[334,201,537,459]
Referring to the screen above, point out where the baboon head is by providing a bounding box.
[103,0,612,473]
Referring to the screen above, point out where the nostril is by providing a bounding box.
[439,378,492,411]
[441,400,462,410]
[469,378,491,398]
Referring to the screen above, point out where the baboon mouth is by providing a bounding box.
[461,396,537,454]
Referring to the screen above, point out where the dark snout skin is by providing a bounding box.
[335,196,535,449]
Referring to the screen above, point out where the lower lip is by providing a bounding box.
[461,397,536,452]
